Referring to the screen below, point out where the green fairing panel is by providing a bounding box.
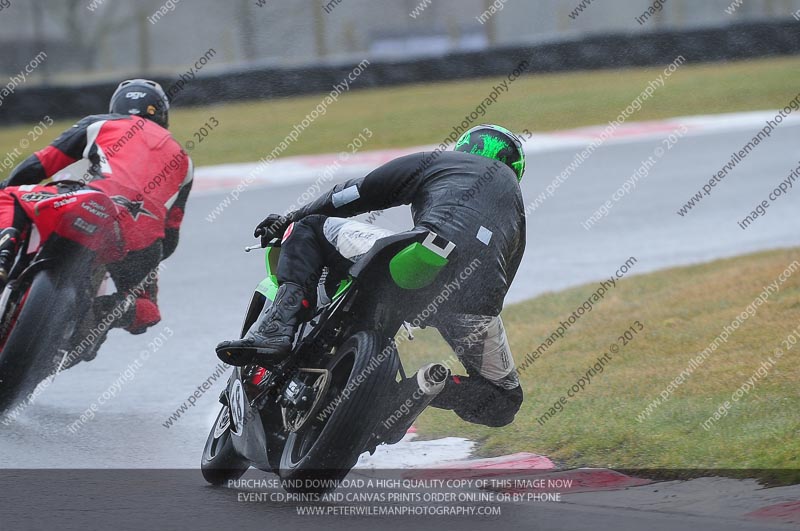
[255,247,352,301]
[332,278,352,300]
[389,242,448,290]
[255,246,280,301]
[256,277,278,301]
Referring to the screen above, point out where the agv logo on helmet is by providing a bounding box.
[109,79,170,129]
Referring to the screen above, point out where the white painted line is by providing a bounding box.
[355,433,475,469]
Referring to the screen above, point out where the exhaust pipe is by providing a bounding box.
[378,363,450,445]
[416,363,449,396]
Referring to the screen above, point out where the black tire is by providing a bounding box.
[201,405,249,486]
[0,267,81,413]
[278,331,398,493]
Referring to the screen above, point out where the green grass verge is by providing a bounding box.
[402,248,800,471]
[1,55,799,170]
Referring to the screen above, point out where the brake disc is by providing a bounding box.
[281,368,330,433]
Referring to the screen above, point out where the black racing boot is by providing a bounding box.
[429,374,469,411]
[430,374,524,427]
[0,227,20,289]
[216,282,309,368]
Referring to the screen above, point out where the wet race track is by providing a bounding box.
[1,114,798,530]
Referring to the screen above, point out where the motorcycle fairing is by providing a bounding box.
[12,187,124,263]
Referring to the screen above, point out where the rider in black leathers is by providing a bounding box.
[218,124,527,427]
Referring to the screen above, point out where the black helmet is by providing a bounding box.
[109,79,169,129]
[454,124,526,181]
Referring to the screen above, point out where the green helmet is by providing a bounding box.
[454,124,526,181]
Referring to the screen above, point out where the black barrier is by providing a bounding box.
[2,20,799,125]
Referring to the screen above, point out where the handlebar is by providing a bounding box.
[244,237,281,253]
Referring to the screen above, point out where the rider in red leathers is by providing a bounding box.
[0,79,193,335]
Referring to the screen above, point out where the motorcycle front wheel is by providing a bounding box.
[0,265,81,413]
[201,404,249,486]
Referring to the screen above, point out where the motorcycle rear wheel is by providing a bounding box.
[278,330,398,493]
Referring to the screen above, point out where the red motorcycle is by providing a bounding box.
[0,185,125,412]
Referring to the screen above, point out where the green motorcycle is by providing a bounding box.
[201,229,455,492]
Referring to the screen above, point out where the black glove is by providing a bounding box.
[254,213,292,245]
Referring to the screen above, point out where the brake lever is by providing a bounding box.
[244,237,281,253]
